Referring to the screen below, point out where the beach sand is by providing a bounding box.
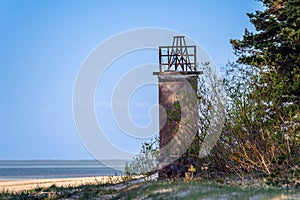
[0,176,124,192]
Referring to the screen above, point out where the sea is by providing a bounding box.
[0,160,127,180]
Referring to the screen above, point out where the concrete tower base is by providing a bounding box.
[154,71,200,179]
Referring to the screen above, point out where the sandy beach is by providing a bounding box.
[0,176,124,192]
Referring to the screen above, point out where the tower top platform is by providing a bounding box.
[153,70,201,78]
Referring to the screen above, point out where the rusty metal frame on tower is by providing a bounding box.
[158,36,197,72]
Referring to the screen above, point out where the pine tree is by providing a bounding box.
[230,0,300,104]
[209,0,300,184]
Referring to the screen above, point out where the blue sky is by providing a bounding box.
[0,0,262,160]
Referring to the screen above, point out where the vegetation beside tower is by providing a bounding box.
[207,0,299,186]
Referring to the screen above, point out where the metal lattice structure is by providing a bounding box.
[159,36,197,72]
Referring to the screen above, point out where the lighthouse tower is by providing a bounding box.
[153,36,201,179]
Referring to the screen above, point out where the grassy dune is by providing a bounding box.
[1,178,299,200]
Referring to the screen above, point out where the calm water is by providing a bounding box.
[0,160,126,180]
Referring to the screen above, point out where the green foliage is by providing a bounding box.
[166,101,181,122]
[125,137,159,176]
[208,0,300,185]
[230,0,300,105]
